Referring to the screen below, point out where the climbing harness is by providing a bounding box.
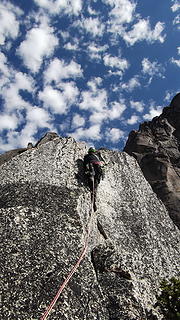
[40,178,95,320]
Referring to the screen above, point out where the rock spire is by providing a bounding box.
[124,93,180,229]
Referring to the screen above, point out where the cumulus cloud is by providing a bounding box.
[71,124,101,141]
[27,106,53,128]
[130,101,144,112]
[17,21,58,73]
[89,112,107,124]
[34,0,82,15]
[0,114,18,131]
[170,47,180,67]
[39,86,67,114]
[108,101,126,120]
[39,82,79,114]
[171,57,180,67]
[173,14,180,28]
[0,2,22,45]
[126,114,139,125]
[79,79,126,130]
[44,58,83,84]
[103,54,129,76]
[0,52,11,88]
[79,78,107,112]
[143,105,163,121]
[105,128,124,143]
[141,58,165,83]
[1,70,34,111]
[121,76,140,91]
[71,114,85,128]
[80,90,107,112]
[0,105,53,152]
[74,17,105,37]
[123,19,165,45]
[88,43,108,61]
[6,107,53,149]
[164,91,175,102]
[64,42,78,51]
[171,1,180,12]
[104,0,136,27]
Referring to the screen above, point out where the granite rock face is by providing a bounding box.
[1,135,180,320]
[124,93,180,229]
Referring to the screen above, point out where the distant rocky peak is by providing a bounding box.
[35,131,59,147]
[124,93,180,229]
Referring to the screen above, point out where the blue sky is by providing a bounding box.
[0,0,179,153]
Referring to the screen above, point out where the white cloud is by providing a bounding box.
[27,106,53,128]
[74,17,105,37]
[64,42,78,51]
[130,101,144,112]
[0,114,18,131]
[123,19,165,45]
[0,52,11,88]
[164,91,175,102]
[17,22,58,73]
[89,112,107,124]
[171,1,180,12]
[141,58,164,82]
[106,128,124,143]
[103,54,129,76]
[84,17,105,37]
[178,47,180,55]
[108,101,126,120]
[121,76,140,91]
[71,124,101,141]
[39,86,67,114]
[44,58,83,84]
[79,78,107,112]
[71,114,85,128]
[0,106,53,152]
[0,2,22,45]
[88,43,108,61]
[34,0,82,15]
[5,119,53,150]
[171,57,180,67]
[58,81,79,105]
[39,82,79,114]
[1,70,34,111]
[104,0,136,26]
[173,14,180,28]
[87,6,98,16]
[143,105,163,121]
[126,114,139,125]
[79,89,107,112]
[87,77,103,91]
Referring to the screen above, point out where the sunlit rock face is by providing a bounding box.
[124,93,180,229]
[1,134,180,320]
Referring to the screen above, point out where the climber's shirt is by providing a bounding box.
[84,153,101,166]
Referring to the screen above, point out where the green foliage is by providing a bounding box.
[156,277,180,320]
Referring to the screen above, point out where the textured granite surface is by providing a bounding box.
[1,135,180,319]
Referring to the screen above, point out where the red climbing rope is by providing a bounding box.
[40,177,95,320]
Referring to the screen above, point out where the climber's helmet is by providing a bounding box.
[88,147,96,153]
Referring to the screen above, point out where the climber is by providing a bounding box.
[84,147,104,211]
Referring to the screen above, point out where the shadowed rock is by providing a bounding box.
[124,93,180,229]
[1,135,180,319]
